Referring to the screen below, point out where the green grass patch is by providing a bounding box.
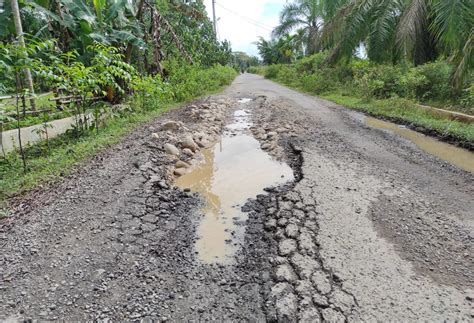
[321,92,474,143]
[0,106,169,207]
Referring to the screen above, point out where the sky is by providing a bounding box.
[202,0,287,57]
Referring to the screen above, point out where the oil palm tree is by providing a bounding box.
[324,0,473,89]
[272,0,324,55]
[273,0,350,55]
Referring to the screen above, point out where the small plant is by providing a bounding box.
[0,108,15,160]
[0,208,12,219]
[31,113,54,153]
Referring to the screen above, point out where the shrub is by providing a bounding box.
[459,84,474,114]
[352,64,403,99]
[276,65,299,85]
[162,60,236,102]
[300,71,335,94]
[247,66,265,75]
[401,60,453,101]
[264,65,281,79]
[295,52,329,74]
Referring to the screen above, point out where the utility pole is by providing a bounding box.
[10,0,36,111]
[212,0,217,37]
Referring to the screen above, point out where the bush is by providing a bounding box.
[247,66,265,75]
[459,84,474,114]
[264,65,281,79]
[165,61,230,101]
[352,63,403,99]
[275,65,299,85]
[300,71,335,94]
[261,56,468,111]
[399,60,453,101]
[295,52,329,74]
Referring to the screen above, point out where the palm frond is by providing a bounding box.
[396,0,428,56]
[325,0,375,64]
[451,28,473,90]
[431,0,473,51]
[273,17,307,38]
[366,0,401,62]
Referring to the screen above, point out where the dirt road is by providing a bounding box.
[1,74,473,321]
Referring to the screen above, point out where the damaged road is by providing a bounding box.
[1,74,473,321]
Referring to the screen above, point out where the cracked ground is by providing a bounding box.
[1,74,473,321]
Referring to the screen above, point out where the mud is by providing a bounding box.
[366,117,474,173]
[1,74,473,321]
[176,107,293,263]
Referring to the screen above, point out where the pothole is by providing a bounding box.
[176,107,294,264]
[365,117,474,173]
[238,98,253,104]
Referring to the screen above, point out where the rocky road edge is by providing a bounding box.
[240,97,361,322]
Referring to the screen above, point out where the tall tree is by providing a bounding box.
[10,0,36,110]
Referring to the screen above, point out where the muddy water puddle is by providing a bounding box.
[176,108,294,263]
[366,117,474,173]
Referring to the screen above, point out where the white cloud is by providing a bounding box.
[202,0,286,56]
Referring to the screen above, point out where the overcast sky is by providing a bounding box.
[202,0,287,57]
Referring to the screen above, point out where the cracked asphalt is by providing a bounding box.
[1,74,473,321]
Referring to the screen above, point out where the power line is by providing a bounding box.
[215,2,274,31]
[214,2,274,32]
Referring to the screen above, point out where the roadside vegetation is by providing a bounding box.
[0,0,237,207]
[249,54,473,145]
[252,0,473,145]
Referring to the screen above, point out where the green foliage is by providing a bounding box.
[232,52,261,72]
[131,75,173,111]
[255,35,302,65]
[266,0,473,91]
[33,42,137,99]
[397,61,451,101]
[295,52,329,74]
[263,53,473,114]
[247,66,265,74]
[165,60,236,101]
[352,63,403,99]
[264,65,282,79]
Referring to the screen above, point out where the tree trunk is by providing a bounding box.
[55,0,71,51]
[158,12,193,64]
[125,0,145,63]
[150,7,164,76]
[11,0,36,111]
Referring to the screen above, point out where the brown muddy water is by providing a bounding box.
[176,104,294,264]
[365,117,474,173]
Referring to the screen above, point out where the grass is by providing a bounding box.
[1,92,55,112]
[321,92,474,143]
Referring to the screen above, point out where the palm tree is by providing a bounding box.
[273,0,350,55]
[272,0,324,55]
[324,0,473,89]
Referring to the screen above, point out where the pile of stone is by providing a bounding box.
[150,99,234,179]
[251,122,296,159]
